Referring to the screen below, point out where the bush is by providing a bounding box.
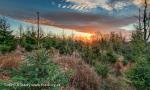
[0,45,12,54]
[130,30,145,62]
[106,50,118,63]
[127,57,150,90]
[95,63,110,78]
[20,30,38,51]
[42,36,56,49]
[109,32,125,53]
[70,64,100,90]
[80,46,97,65]
[2,49,69,90]
[56,38,76,55]
[100,77,136,90]
[54,53,100,90]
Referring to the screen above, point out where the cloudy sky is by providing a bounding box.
[0,0,148,36]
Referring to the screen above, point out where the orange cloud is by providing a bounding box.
[23,18,131,39]
[23,18,56,26]
[23,18,99,34]
[133,0,150,6]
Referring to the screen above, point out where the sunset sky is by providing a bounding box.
[0,0,149,37]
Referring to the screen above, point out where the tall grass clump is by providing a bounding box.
[53,53,100,90]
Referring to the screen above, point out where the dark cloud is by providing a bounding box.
[22,11,136,33]
[42,11,136,27]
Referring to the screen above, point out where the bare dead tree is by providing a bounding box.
[139,0,150,43]
[37,12,40,47]
[18,24,23,38]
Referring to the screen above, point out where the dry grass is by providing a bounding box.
[100,76,136,90]
[53,52,135,90]
[0,71,10,80]
[0,54,22,70]
[53,52,100,90]
[0,53,23,80]
[0,46,25,70]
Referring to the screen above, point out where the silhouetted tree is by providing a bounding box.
[138,0,150,43]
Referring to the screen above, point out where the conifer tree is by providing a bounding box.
[0,17,16,53]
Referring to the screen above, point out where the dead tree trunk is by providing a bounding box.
[139,0,150,43]
[37,12,40,47]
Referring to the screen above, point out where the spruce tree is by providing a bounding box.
[0,17,16,53]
